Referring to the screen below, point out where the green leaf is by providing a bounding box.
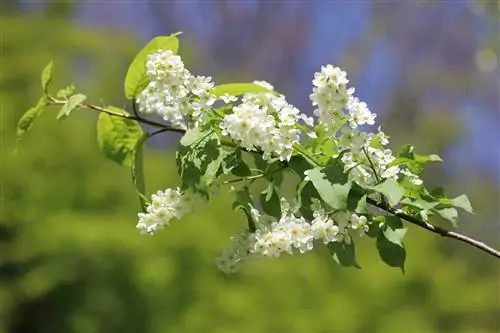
[383,216,406,246]
[132,132,150,212]
[96,106,143,167]
[347,183,369,214]
[376,230,406,273]
[368,178,404,207]
[212,83,275,98]
[328,239,361,269]
[41,60,53,95]
[232,187,256,232]
[449,194,473,214]
[124,33,181,99]
[232,159,252,177]
[306,158,351,211]
[16,98,47,142]
[219,149,239,175]
[288,155,313,180]
[176,126,225,193]
[56,93,86,119]
[397,144,415,159]
[297,181,319,220]
[433,207,458,227]
[400,198,438,211]
[260,184,281,219]
[56,84,76,99]
[414,153,442,163]
[391,144,442,174]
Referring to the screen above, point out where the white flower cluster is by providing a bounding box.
[310,65,422,187]
[136,188,190,235]
[220,82,313,161]
[215,199,373,274]
[136,49,216,129]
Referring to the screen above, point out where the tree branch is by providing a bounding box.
[366,197,500,259]
[62,98,500,261]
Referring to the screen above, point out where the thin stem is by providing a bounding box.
[222,173,265,185]
[293,143,320,166]
[47,97,185,133]
[131,99,140,118]
[366,197,500,259]
[362,147,381,184]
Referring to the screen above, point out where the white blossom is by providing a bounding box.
[136,188,190,235]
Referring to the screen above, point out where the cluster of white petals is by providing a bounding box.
[216,200,355,274]
[310,65,422,187]
[133,52,422,274]
[136,49,216,129]
[220,82,313,161]
[136,188,190,235]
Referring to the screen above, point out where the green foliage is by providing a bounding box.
[367,178,404,207]
[124,33,181,99]
[306,158,351,211]
[132,132,150,211]
[40,60,53,95]
[56,93,86,119]
[328,238,361,268]
[96,106,143,167]
[377,216,407,273]
[16,98,48,142]
[260,183,281,219]
[390,144,442,174]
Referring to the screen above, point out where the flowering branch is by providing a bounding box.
[366,197,500,259]
[18,33,499,274]
[44,97,500,260]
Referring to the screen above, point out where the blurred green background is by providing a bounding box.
[1,2,499,333]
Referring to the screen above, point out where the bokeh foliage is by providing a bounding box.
[1,8,499,333]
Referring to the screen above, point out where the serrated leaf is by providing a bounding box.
[96,106,143,167]
[212,83,276,98]
[260,184,281,219]
[41,60,53,94]
[124,33,181,99]
[56,93,86,119]
[328,239,361,269]
[433,207,458,227]
[306,158,351,210]
[376,230,406,273]
[132,132,150,212]
[368,178,404,207]
[16,98,47,142]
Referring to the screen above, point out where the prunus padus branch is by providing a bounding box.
[18,33,499,274]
